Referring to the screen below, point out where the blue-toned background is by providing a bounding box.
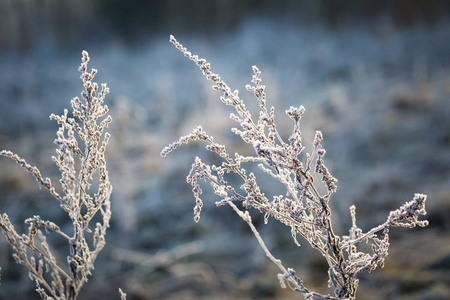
[0,1,449,299]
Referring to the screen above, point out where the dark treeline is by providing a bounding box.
[1,0,449,52]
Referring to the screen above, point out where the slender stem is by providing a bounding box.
[228,201,336,299]
[227,202,290,276]
[25,242,71,281]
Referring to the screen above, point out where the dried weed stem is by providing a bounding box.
[1,51,112,300]
[163,35,429,299]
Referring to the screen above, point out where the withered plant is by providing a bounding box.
[162,36,429,299]
[0,51,112,300]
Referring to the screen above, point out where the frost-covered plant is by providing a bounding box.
[0,51,112,300]
[162,36,429,299]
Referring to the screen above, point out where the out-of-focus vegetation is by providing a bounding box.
[1,0,449,52]
[0,1,449,299]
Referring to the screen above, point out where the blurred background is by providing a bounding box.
[0,1,450,299]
